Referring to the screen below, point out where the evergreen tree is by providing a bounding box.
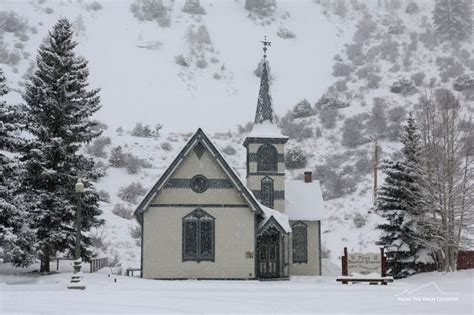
[433,0,472,40]
[21,19,103,272]
[376,114,431,278]
[0,69,36,266]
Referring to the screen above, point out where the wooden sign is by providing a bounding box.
[348,252,381,275]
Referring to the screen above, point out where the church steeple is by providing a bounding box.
[254,36,274,124]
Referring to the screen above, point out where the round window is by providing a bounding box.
[190,175,208,193]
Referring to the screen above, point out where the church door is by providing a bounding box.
[257,229,280,278]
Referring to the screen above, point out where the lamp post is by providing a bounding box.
[68,178,86,290]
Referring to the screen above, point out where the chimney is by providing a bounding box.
[304,171,312,183]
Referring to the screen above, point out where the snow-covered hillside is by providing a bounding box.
[1,0,472,270]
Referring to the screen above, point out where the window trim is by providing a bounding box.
[256,144,278,173]
[260,176,274,208]
[292,221,308,264]
[182,208,215,262]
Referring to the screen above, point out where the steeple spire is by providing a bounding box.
[254,36,274,124]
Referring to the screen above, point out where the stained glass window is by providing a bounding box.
[257,144,278,172]
[182,209,215,262]
[261,177,274,208]
[292,222,307,263]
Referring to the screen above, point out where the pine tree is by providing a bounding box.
[433,0,472,40]
[376,114,431,278]
[0,69,36,266]
[21,19,103,272]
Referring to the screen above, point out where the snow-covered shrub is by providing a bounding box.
[316,164,358,199]
[245,0,276,17]
[86,1,103,11]
[346,43,365,66]
[389,63,400,73]
[86,136,112,158]
[131,122,154,137]
[319,107,338,129]
[18,33,29,42]
[388,105,407,124]
[291,99,314,118]
[109,146,126,167]
[14,42,24,49]
[353,213,367,228]
[130,0,170,27]
[279,115,313,141]
[175,54,189,67]
[440,62,464,82]
[388,19,405,35]
[334,79,348,92]
[0,11,28,33]
[342,115,366,147]
[355,150,372,175]
[237,122,253,134]
[221,145,237,156]
[367,99,387,136]
[390,78,417,95]
[161,141,172,151]
[285,148,307,169]
[411,71,425,86]
[405,2,419,14]
[195,59,208,69]
[98,190,111,203]
[181,0,206,15]
[315,94,349,110]
[453,74,474,91]
[355,64,376,79]
[379,39,399,62]
[112,203,134,219]
[124,154,151,174]
[367,73,382,89]
[130,225,141,246]
[118,183,147,204]
[276,26,295,39]
[332,62,353,77]
[353,13,376,43]
[408,32,418,51]
[333,0,347,18]
[44,7,54,14]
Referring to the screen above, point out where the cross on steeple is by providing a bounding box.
[260,35,271,59]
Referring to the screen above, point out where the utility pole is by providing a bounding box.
[373,137,378,206]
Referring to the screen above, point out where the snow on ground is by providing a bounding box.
[0,268,472,314]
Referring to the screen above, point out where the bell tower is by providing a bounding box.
[243,37,288,212]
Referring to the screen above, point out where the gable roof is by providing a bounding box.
[258,204,292,234]
[285,180,325,221]
[134,128,264,217]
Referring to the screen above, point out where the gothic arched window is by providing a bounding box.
[292,221,307,263]
[182,209,215,262]
[261,176,274,208]
[257,144,278,172]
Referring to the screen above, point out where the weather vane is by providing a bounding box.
[260,35,271,59]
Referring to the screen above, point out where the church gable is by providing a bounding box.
[135,128,263,216]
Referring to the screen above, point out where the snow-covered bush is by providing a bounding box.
[0,11,28,33]
[353,14,376,43]
[453,74,474,91]
[86,1,103,11]
[279,115,313,141]
[333,0,347,18]
[379,39,399,62]
[315,164,358,199]
[130,225,141,246]
[388,19,405,35]
[342,115,366,147]
[419,28,438,50]
[291,99,314,118]
[367,73,382,89]
[161,141,172,151]
[112,203,134,219]
[181,0,206,15]
[109,146,126,167]
[237,122,253,134]
[405,2,419,14]
[130,0,170,27]
[390,78,417,95]
[221,145,237,156]
[315,94,349,110]
[124,155,141,174]
[319,107,338,129]
[353,213,367,228]
[0,44,21,66]
[98,190,111,203]
[355,150,372,175]
[285,148,307,169]
[334,79,348,92]
[346,43,365,66]
[332,62,353,77]
[86,136,112,158]
[118,183,147,204]
[408,32,418,51]
[245,0,276,17]
[411,71,425,86]
[367,99,388,136]
[355,64,376,79]
[277,26,295,39]
[175,54,189,67]
[44,7,54,14]
[195,59,208,69]
[440,62,464,82]
[131,122,154,137]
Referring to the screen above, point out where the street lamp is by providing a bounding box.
[68,178,86,290]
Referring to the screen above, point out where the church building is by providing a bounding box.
[134,41,324,279]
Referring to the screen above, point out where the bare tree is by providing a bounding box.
[415,89,473,272]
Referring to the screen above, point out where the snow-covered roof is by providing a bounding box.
[259,204,292,234]
[285,180,325,221]
[246,121,288,139]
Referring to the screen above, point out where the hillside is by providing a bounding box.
[1,0,472,271]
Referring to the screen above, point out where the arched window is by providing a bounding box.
[182,209,215,262]
[292,221,307,263]
[257,144,278,172]
[261,176,274,208]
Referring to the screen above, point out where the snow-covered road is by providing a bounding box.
[0,270,472,314]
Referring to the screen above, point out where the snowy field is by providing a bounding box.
[0,268,472,314]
